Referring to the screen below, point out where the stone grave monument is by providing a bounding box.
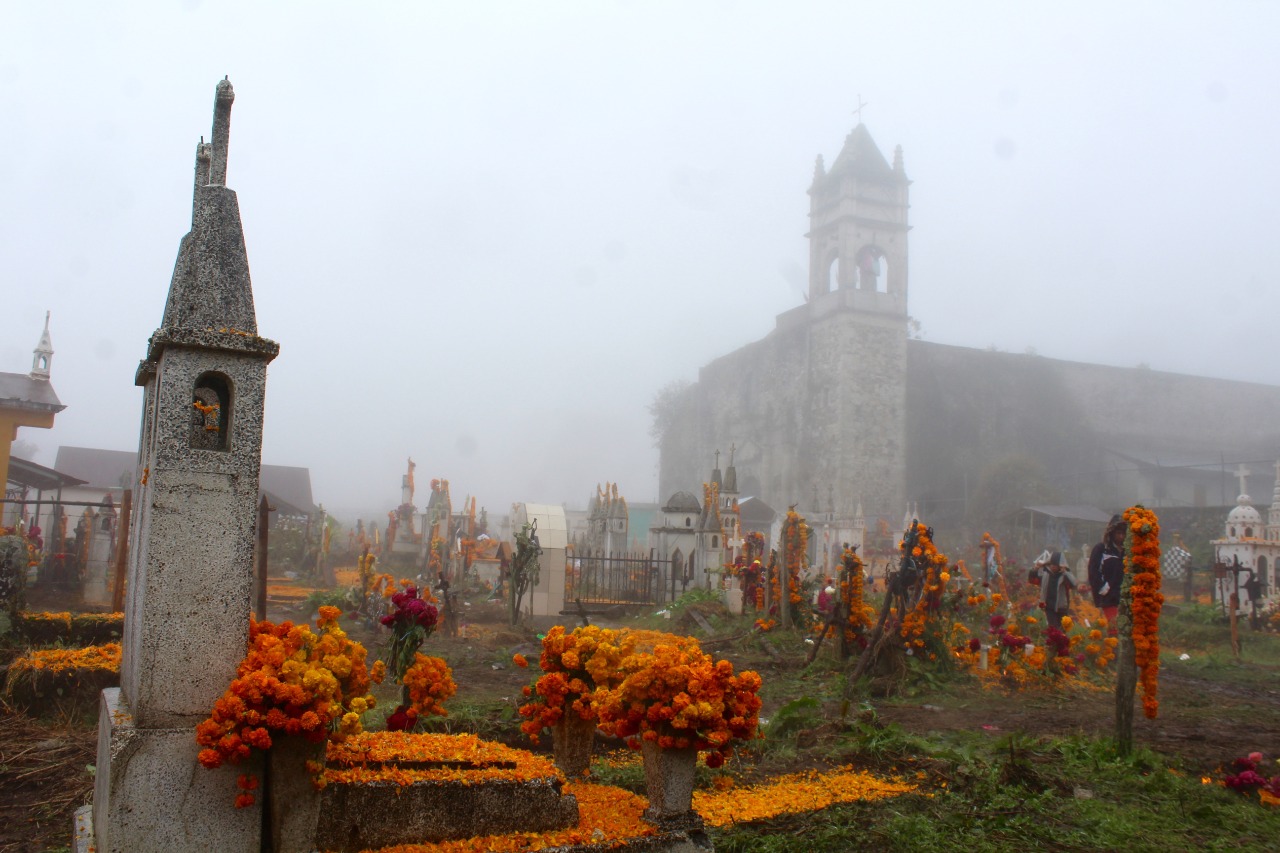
[78,78,279,853]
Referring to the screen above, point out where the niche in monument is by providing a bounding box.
[191,371,232,451]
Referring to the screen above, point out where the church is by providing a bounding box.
[656,122,1280,535]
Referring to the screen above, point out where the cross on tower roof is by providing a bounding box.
[852,94,868,124]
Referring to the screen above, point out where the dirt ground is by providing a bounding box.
[2,593,1277,852]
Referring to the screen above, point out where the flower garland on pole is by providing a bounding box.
[897,522,949,660]
[840,546,872,658]
[1115,505,1162,755]
[779,509,809,629]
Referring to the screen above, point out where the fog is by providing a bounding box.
[3,2,1278,521]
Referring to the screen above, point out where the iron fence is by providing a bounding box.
[565,547,672,608]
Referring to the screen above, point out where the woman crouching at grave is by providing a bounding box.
[1038,552,1078,632]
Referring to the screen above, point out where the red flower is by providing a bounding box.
[386,705,417,732]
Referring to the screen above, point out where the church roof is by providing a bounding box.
[827,124,896,183]
[663,490,701,513]
[1022,505,1114,524]
[738,496,777,526]
[54,445,316,515]
[0,372,64,413]
[5,455,85,491]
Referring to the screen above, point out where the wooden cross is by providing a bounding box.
[853,94,868,124]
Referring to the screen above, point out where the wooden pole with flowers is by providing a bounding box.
[778,508,809,630]
[1115,505,1162,756]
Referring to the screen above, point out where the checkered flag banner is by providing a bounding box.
[1162,545,1191,579]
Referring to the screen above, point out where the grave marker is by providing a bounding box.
[84,79,279,853]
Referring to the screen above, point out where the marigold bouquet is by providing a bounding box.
[388,653,456,730]
[518,624,626,741]
[594,640,762,767]
[196,606,385,806]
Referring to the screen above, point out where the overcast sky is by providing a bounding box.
[3,2,1278,522]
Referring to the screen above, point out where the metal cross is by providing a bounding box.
[853,94,868,124]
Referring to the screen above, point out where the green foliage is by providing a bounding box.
[303,586,358,616]
[765,697,822,741]
[714,729,1280,851]
[418,698,515,740]
[589,754,646,793]
[672,587,723,609]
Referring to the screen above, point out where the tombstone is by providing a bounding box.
[83,79,279,853]
[80,506,112,607]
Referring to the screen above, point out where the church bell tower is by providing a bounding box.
[806,123,910,314]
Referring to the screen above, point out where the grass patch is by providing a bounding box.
[713,729,1280,851]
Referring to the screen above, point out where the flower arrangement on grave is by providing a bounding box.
[385,654,455,731]
[1122,505,1163,718]
[594,638,762,768]
[381,583,439,678]
[196,606,384,806]
[13,610,124,645]
[517,624,626,741]
[356,551,377,601]
[192,398,220,431]
[1218,751,1280,807]
[378,582,440,728]
[6,641,122,712]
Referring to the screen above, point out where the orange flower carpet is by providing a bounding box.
[329,753,917,852]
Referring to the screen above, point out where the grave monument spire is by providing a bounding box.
[30,310,53,379]
[89,78,279,853]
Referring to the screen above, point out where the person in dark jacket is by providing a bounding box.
[1088,515,1126,633]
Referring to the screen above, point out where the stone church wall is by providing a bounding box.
[662,333,1280,530]
[658,305,906,521]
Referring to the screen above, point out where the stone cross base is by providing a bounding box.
[91,688,261,853]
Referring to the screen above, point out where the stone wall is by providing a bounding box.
[658,302,907,521]
[661,333,1280,529]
